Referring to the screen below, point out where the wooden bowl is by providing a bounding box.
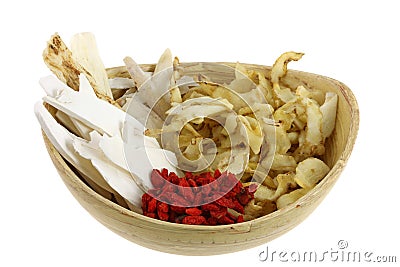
[42,62,359,255]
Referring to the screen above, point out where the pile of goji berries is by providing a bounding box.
[141,168,255,225]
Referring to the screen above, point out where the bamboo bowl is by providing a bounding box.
[42,62,359,255]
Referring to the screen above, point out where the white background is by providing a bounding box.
[1,0,399,266]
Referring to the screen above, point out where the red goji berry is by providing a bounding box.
[141,193,151,211]
[142,169,254,226]
[179,178,189,187]
[159,191,174,203]
[181,187,195,203]
[160,183,174,195]
[238,193,251,206]
[169,172,180,185]
[210,180,219,191]
[201,184,212,196]
[185,172,194,180]
[182,215,206,225]
[232,183,242,194]
[223,190,236,199]
[161,168,169,178]
[232,199,244,214]
[185,207,202,216]
[150,169,165,188]
[170,194,190,206]
[147,198,157,213]
[210,207,227,219]
[201,203,220,211]
[193,192,204,206]
[157,202,169,213]
[218,215,234,224]
[216,197,235,209]
[170,205,186,213]
[157,210,169,221]
[188,178,200,193]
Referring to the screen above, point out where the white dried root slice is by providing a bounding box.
[249,103,276,182]
[294,157,330,188]
[55,107,93,140]
[169,57,184,105]
[97,132,179,187]
[254,173,297,202]
[274,173,297,199]
[218,63,267,111]
[221,113,250,175]
[70,32,113,99]
[40,74,176,183]
[170,57,199,103]
[41,75,95,139]
[128,49,174,120]
[174,75,198,93]
[320,92,338,139]
[70,118,93,140]
[273,99,298,131]
[276,188,310,209]
[122,96,165,130]
[164,96,233,119]
[302,97,323,145]
[123,57,150,88]
[55,110,81,137]
[271,51,304,104]
[275,125,292,154]
[34,102,115,194]
[255,70,275,106]
[238,115,263,154]
[122,117,161,149]
[72,132,144,210]
[226,62,254,93]
[57,110,94,141]
[42,74,169,145]
[38,102,144,212]
[254,185,275,201]
[271,154,297,172]
[42,74,129,136]
[108,78,135,89]
[293,95,325,161]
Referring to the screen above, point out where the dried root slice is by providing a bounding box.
[243,199,276,221]
[43,33,84,91]
[276,188,310,209]
[271,51,304,104]
[123,56,149,88]
[43,33,118,106]
[294,157,330,188]
[320,92,338,139]
[70,32,113,100]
